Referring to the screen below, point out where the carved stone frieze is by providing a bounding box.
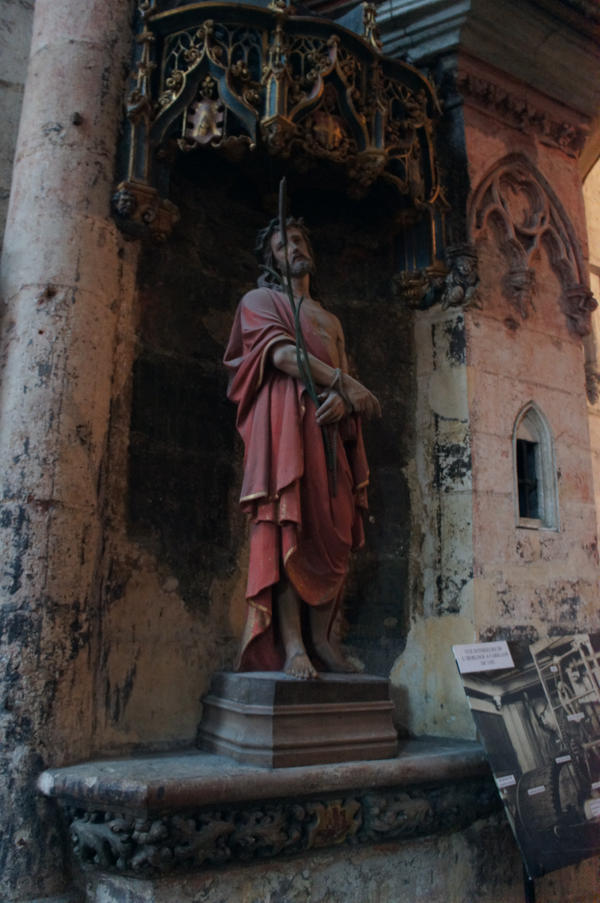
[63,778,499,878]
[115,0,443,239]
[457,71,588,158]
[306,799,362,848]
[470,154,597,336]
[361,791,432,838]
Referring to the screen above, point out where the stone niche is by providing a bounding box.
[129,147,415,677]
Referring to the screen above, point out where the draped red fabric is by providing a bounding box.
[224,288,369,671]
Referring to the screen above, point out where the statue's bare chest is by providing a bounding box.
[302,302,338,345]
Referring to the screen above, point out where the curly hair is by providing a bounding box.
[255,216,316,290]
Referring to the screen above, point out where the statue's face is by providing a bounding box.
[271,227,314,278]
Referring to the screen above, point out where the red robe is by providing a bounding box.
[224,287,369,670]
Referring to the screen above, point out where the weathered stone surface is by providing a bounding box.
[0,0,34,240]
[460,67,600,680]
[83,812,527,903]
[1,1,599,900]
[0,0,138,898]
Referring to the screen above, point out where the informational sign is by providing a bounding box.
[453,641,515,674]
[454,634,600,878]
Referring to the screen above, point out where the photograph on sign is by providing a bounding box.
[457,633,600,878]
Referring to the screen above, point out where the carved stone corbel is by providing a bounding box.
[440,244,480,310]
[561,284,597,337]
[394,244,479,312]
[112,181,180,242]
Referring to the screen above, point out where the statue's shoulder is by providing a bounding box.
[240,286,284,313]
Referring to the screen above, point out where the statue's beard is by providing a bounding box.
[287,256,315,278]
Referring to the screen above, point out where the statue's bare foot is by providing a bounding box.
[313,641,363,674]
[284,650,319,679]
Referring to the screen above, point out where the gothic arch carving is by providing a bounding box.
[113,0,444,242]
[468,153,596,337]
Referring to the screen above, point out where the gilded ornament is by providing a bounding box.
[313,112,345,151]
[185,99,224,145]
[306,799,361,848]
[116,0,443,241]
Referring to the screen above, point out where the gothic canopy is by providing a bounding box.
[113,0,444,240]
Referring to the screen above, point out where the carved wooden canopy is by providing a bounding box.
[113,0,444,241]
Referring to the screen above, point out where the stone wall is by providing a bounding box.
[0,0,34,241]
[391,305,476,738]
[389,55,600,743]
[461,62,599,647]
[94,150,416,753]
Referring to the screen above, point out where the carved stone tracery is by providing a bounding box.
[113,0,443,240]
[470,154,597,337]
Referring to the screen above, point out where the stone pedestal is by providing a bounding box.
[197,671,398,767]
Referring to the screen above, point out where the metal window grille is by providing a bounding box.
[517,438,539,519]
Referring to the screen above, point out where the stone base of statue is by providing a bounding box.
[196,671,398,768]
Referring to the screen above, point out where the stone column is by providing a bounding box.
[0,1,138,897]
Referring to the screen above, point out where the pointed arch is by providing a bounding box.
[512,401,559,530]
[469,153,596,336]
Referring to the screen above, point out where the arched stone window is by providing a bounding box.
[513,403,559,530]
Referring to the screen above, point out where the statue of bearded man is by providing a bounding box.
[224,218,380,678]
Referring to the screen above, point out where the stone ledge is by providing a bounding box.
[37,739,500,879]
[38,737,489,814]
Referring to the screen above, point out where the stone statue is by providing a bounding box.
[224,216,380,678]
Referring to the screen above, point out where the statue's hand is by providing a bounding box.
[342,375,382,419]
[315,390,347,425]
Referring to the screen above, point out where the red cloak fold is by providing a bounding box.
[224,287,369,670]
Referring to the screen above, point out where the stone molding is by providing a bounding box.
[197,672,398,768]
[38,739,496,877]
[378,0,470,64]
[63,777,498,877]
[456,70,588,158]
[378,0,600,119]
